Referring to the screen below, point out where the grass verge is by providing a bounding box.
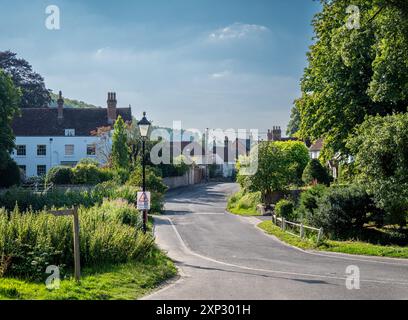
[258,221,408,259]
[227,191,261,216]
[0,248,177,300]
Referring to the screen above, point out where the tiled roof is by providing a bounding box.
[11,107,132,136]
[309,138,324,152]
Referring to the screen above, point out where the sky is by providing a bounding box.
[0,0,321,135]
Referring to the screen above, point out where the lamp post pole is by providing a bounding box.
[137,112,151,235]
[142,136,147,234]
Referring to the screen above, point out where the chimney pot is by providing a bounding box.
[57,90,64,120]
[107,91,117,124]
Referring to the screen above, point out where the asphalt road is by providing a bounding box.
[144,183,408,300]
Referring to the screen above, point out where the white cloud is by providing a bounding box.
[209,23,269,41]
[211,71,230,79]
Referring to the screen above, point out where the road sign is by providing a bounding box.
[137,191,151,210]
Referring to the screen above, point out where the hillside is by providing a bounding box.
[49,92,100,109]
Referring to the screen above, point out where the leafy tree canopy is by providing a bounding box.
[112,116,130,170]
[347,113,408,225]
[286,106,301,137]
[237,141,309,204]
[296,0,408,159]
[0,51,50,108]
[0,69,21,170]
[302,159,332,186]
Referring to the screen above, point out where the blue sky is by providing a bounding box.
[0,0,321,134]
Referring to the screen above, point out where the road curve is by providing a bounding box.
[144,183,408,300]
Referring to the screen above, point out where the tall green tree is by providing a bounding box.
[0,51,51,108]
[347,113,408,226]
[111,116,130,170]
[0,69,21,170]
[237,141,309,204]
[296,0,408,159]
[286,106,301,137]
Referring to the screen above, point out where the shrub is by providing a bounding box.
[312,185,379,239]
[302,159,332,186]
[77,158,100,166]
[0,206,154,280]
[87,199,142,228]
[128,166,168,194]
[297,184,328,222]
[236,192,261,210]
[0,158,21,188]
[159,161,190,178]
[72,164,102,185]
[275,199,296,221]
[45,166,73,185]
[227,191,261,214]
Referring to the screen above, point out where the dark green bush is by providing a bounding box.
[159,162,190,178]
[45,166,73,185]
[297,184,327,222]
[0,158,21,188]
[128,166,168,194]
[72,164,102,185]
[312,185,379,239]
[275,199,296,221]
[302,159,332,186]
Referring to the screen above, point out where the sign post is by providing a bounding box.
[137,192,151,233]
[49,207,81,282]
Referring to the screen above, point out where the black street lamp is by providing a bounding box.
[137,112,151,234]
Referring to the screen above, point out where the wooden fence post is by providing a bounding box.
[49,207,81,282]
[317,228,323,244]
[72,208,81,282]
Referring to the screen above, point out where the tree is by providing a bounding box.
[0,51,51,108]
[111,116,130,170]
[286,106,301,137]
[347,113,408,226]
[0,69,21,170]
[275,141,310,185]
[302,159,332,186]
[0,157,21,188]
[296,0,408,159]
[237,141,309,205]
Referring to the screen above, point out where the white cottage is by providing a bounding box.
[11,91,132,178]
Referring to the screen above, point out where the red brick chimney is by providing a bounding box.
[267,127,282,141]
[57,90,64,121]
[107,92,117,124]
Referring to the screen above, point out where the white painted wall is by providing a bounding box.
[11,136,105,177]
[310,151,320,159]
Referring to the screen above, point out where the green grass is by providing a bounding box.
[227,191,261,216]
[0,248,177,300]
[258,221,408,259]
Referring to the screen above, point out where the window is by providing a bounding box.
[16,145,26,156]
[87,144,96,156]
[37,145,46,156]
[19,165,26,175]
[65,129,75,137]
[65,144,74,156]
[37,165,46,176]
